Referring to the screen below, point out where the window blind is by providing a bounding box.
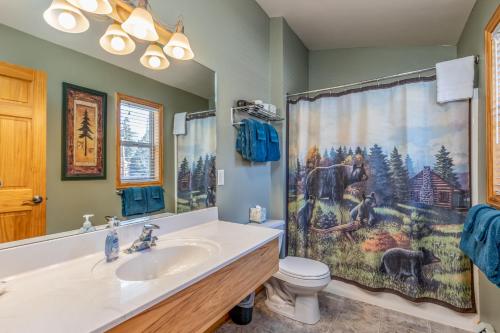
[119,99,161,184]
[493,31,500,195]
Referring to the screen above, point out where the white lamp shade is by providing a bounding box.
[164,31,194,60]
[66,0,112,14]
[43,0,89,33]
[121,7,159,42]
[140,44,170,70]
[99,23,136,55]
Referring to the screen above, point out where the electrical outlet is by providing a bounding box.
[217,170,224,186]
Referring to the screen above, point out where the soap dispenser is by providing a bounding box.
[80,214,96,233]
[105,217,120,262]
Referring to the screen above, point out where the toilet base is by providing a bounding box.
[264,293,321,325]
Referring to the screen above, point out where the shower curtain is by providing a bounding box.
[176,113,216,213]
[287,77,475,312]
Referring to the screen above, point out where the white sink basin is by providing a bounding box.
[93,239,220,282]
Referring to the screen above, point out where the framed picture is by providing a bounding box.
[62,82,107,180]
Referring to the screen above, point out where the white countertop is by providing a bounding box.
[0,220,281,333]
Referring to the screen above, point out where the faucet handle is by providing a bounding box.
[144,223,160,230]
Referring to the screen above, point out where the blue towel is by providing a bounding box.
[121,187,147,216]
[236,119,250,160]
[460,204,500,286]
[483,221,500,285]
[264,123,280,161]
[252,121,268,162]
[464,204,491,232]
[236,119,268,162]
[146,186,165,213]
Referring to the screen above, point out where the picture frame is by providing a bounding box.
[62,82,107,180]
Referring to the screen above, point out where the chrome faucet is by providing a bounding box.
[125,224,160,253]
[105,216,121,228]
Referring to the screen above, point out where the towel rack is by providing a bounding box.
[231,105,284,127]
[116,189,123,195]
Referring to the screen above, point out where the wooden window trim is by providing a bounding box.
[486,5,500,208]
[115,93,164,189]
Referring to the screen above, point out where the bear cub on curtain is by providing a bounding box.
[379,247,441,286]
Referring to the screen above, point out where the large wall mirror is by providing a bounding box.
[0,0,217,247]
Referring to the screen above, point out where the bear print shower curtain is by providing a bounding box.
[286,77,475,312]
[176,113,216,213]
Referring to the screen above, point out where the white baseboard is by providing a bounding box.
[325,280,478,331]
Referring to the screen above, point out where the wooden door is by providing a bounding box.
[0,61,46,243]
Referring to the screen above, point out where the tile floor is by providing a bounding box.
[216,292,472,333]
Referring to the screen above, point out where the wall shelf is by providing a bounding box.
[231,105,283,127]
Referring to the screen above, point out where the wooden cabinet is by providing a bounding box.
[109,239,279,333]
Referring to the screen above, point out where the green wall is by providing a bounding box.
[269,18,309,221]
[457,0,500,329]
[309,46,457,90]
[0,24,209,234]
[148,0,273,223]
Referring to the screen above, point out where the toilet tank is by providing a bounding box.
[248,220,285,258]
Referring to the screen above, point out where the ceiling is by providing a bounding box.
[256,0,477,50]
[0,0,214,99]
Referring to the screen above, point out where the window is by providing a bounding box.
[116,93,163,188]
[438,191,450,204]
[486,6,500,208]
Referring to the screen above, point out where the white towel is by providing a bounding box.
[173,112,187,135]
[436,56,475,103]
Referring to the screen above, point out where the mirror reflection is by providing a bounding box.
[0,0,216,246]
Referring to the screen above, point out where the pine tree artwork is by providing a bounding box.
[434,145,460,188]
[389,147,409,203]
[368,144,393,204]
[63,83,107,179]
[78,109,94,157]
[405,154,415,177]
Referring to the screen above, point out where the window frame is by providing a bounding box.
[115,93,164,189]
[486,5,500,208]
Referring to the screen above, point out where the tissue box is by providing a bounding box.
[250,206,267,223]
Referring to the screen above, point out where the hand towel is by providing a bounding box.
[121,187,147,216]
[252,121,268,162]
[265,123,280,161]
[436,56,475,103]
[145,186,165,213]
[173,112,187,135]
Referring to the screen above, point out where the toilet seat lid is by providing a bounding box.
[279,257,330,280]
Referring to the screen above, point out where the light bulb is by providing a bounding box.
[148,56,161,68]
[79,0,98,12]
[58,11,77,30]
[133,25,147,40]
[172,46,186,59]
[110,36,125,51]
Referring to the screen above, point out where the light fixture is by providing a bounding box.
[121,0,159,42]
[43,0,89,33]
[100,23,136,55]
[66,0,112,15]
[163,20,194,60]
[140,44,170,70]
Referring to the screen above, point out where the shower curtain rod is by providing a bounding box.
[188,109,216,115]
[287,55,479,98]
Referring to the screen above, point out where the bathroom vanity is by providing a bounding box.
[0,208,281,333]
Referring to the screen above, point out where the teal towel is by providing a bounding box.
[121,187,147,216]
[265,123,280,161]
[460,204,500,286]
[146,186,165,213]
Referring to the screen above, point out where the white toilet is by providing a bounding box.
[249,220,331,325]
